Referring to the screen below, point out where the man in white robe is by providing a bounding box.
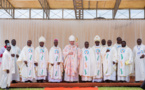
[35,36,49,83]
[117,41,133,82]
[0,44,14,89]
[101,39,107,49]
[133,39,145,82]
[49,39,63,82]
[79,41,96,82]
[17,40,36,82]
[0,40,9,85]
[0,40,9,65]
[114,37,122,82]
[92,35,103,82]
[103,40,117,82]
[10,39,21,83]
[114,37,122,50]
[63,35,81,82]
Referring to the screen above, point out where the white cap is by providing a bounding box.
[94,35,101,41]
[69,35,75,41]
[39,36,46,42]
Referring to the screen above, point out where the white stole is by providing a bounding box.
[28,48,33,77]
[83,49,90,76]
[38,48,46,76]
[119,48,126,76]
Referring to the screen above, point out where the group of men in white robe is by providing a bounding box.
[0,35,145,89]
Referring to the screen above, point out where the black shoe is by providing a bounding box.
[28,80,32,83]
[5,87,9,90]
[40,79,44,83]
[37,80,40,83]
[25,80,29,83]
[135,81,140,83]
[12,80,17,83]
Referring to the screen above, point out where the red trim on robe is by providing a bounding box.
[0,46,7,57]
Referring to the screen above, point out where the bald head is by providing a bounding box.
[84,41,89,48]
[11,39,16,46]
[107,40,112,46]
[137,38,142,45]
[122,41,126,47]
[101,39,106,46]
[117,37,122,44]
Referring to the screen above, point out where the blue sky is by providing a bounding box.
[0,9,144,19]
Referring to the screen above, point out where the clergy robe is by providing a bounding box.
[0,46,6,65]
[133,44,145,81]
[0,50,14,89]
[17,46,36,82]
[11,45,21,81]
[49,46,63,82]
[63,44,81,82]
[114,43,122,51]
[117,46,133,82]
[79,47,96,81]
[0,46,6,83]
[103,46,117,81]
[35,46,49,80]
[92,45,103,82]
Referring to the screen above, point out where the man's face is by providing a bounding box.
[137,39,142,45]
[27,40,32,46]
[95,41,100,46]
[69,41,75,45]
[101,39,106,45]
[39,42,44,47]
[107,40,112,46]
[122,41,126,47]
[54,41,58,47]
[11,39,16,46]
[85,42,89,48]
[117,38,122,44]
[7,46,11,51]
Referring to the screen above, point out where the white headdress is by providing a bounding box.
[39,36,46,42]
[69,35,75,41]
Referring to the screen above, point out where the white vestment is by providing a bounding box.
[0,46,6,64]
[35,46,49,80]
[114,43,122,51]
[49,46,63,82]
[11,45,21,81]
[17,46,36,82]
[0,50,14,89]
[63,44,81,82]
[133,44,145,81]
[117,46,133,82]
[92,45,103,82]
[79,47,96,81]
[103,46,117,81]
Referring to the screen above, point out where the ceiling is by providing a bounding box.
[7,0,145,9]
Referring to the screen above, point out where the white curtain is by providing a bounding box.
[0,20,144,50]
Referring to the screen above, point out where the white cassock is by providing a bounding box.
[79,47,96,81]
[0,46,6,79]
[0,50,14,89]
[0,46,6,64]
[11,45,21,81]
[35,46,49,80]
[49,46,63,82]
[114,43,122,51]
[17,46,36,82]
[103,46,117,81]
[117,46,133,82]
[92,45,103,82]
[133,44,145,81]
